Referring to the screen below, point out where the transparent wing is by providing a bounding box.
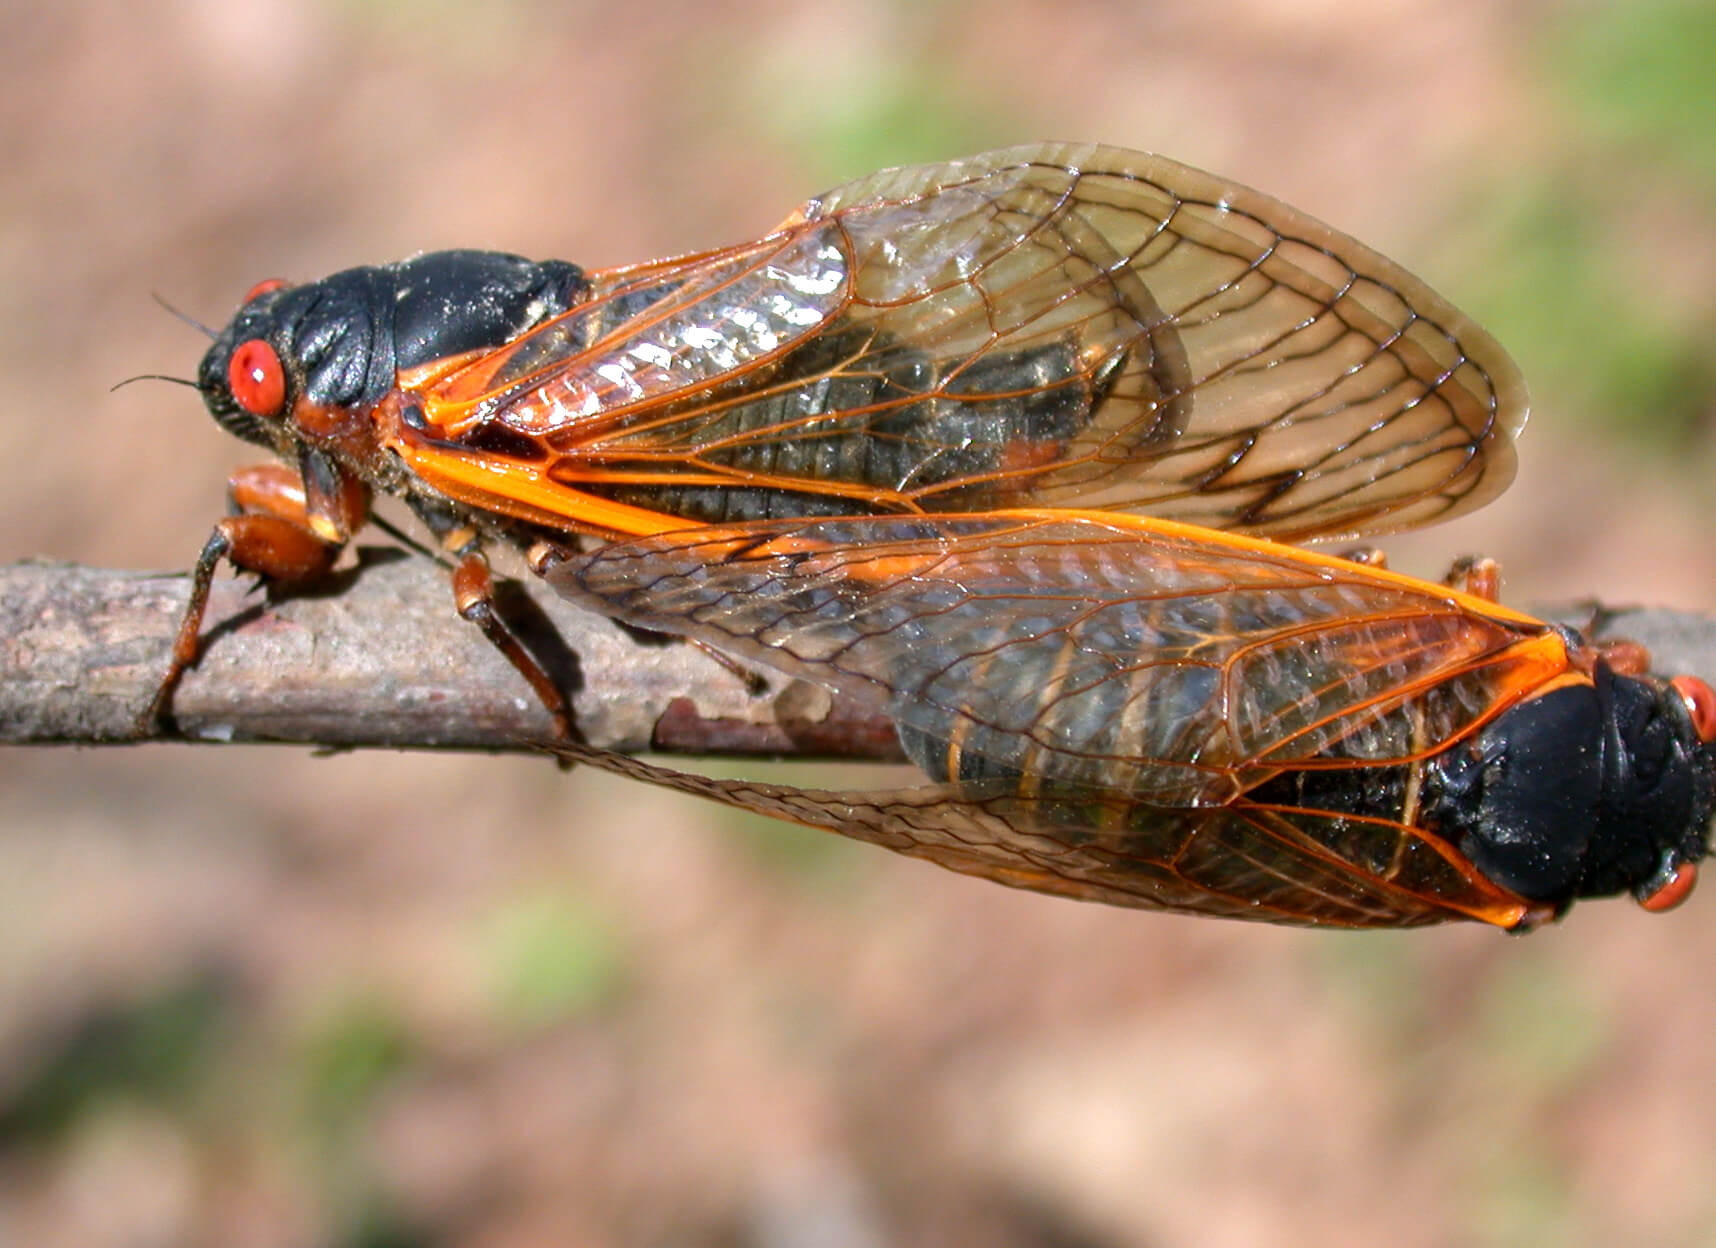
[544,715,1542,929]
[547,511,1569,807]
[413,143,1525,540]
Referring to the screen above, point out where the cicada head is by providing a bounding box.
[197,278,300,450]
[1599,671,1716,912]
[1426,662,1716,918]
[197,250,589,458]
[197,260,408,458]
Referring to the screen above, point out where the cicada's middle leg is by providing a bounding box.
[447,540,574,742]
[397,504,579,743]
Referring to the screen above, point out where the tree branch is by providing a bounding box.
[0,553,905,759]
[4,555,1714,759]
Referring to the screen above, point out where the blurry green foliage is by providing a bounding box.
[1462,0,1716,444]
[294,994,429,1247]
[1451,951,1608,1247]
[767,71,1016,186]
[479,887,628,1027]
[730,807,872,888]
[1315,932,1609,1248]
[1312,932,1609,1089]
[296,993,413,1136]
[1469,949,1608,1097]
[1468,1153,1583,1248]
[333,1199,438,1248]
[334,0,530,50]
[0,971,431,1244]
[1552,0,1716,191]
[0,973,228,1141]
[728,2,1018,182]
[694,759,878,891]
[1310,930,1430,1043]
[1459,184,1716,441]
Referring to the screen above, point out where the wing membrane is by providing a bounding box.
[545,728,1539,928]
[546,511,1568,806]
[419,143,1525,541]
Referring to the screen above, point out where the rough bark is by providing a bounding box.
[0,554,905,759]
[4,556,1712,759]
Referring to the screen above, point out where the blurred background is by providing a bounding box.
[5,1,1716,1244]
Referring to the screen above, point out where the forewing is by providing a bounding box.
[546,512,1567,808]
[802,144,1525,538]
[421,143,1525,541]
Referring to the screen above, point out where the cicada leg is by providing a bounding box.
[1426,556,1661,685]
[1337,545,1389,570]
[687,641,770,696]
[1556,602,1654,676]
[1595,638,1655,677]
[1441,554,1501,602]
[1347,551,1504,603]
[525,540,767,698]
[147,462,583,742]
[448,544,575,742]
[140,460,365,734]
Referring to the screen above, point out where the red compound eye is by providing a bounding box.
[243,277,287,303]
[1672,675,1716,744]
[227,338,286,417]
[1639,860,1698,913]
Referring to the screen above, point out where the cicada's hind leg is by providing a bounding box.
[686,640,769,696]
[1337,545,1390,570]
[1343,550,1504,604]
[141,460,368,734]
[1439,556,1654,674]
[524,539,769,700]
[396,508,578,744]
[1441,554,1502,602]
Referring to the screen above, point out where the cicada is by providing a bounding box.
[151,142,1716,929]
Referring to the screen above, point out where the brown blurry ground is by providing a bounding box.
[5,2,1716,1245]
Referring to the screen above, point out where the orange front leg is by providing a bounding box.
[141,458,370,733]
